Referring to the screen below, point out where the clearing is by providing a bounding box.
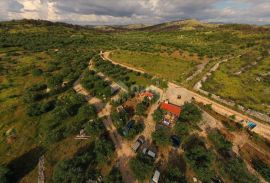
[110,50,198,83]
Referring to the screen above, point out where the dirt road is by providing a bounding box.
[98,103,137,183]
[73,61,137,183]
[102,52,270,141]
[141,86,164,141]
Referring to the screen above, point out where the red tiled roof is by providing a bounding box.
[160,102,181,117]
[141,91,154,98]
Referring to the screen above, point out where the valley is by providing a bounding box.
[0,19,269,183]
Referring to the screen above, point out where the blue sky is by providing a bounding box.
[214,1,250,10]
[0,0,269,25]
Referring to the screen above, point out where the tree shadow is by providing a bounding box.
[168,150,186,172]
[7,146,45,182]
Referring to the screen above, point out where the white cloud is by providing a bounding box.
[0,0,269,25]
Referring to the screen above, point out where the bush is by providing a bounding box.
[129,153,154,181]
[0,164,10,183]
[85,118,105,137]
[179,102,202,123]
[136,97,150,116]
[94,138,114,165]
[173,122,190,139]
[27,83,47,91]
[124,122,144,140]
[220,157,259,183]
[152,108,164,123]
[164,165,186,183]
[77,105,97,120]
[31,68,43,76]
[104,167,123,183]
[23,92,43,103]
[183,135,214,182]
[208,130,232,157]
[152,127,170,147]
[251,158,270,182]
[52,145,97,183]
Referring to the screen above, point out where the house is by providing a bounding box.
[160,101,181,117]
[160,100,181,126]
[110,82,120,94]
[139,91,154,100]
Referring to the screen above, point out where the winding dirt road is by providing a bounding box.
[101,51,270,142]
[73,61,137,183]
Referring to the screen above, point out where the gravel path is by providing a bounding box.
[102,52,270,141]
[73,60,137,183]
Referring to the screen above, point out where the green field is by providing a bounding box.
[0,19,270,182]
[111,50,198,83]
[202,51,270,113]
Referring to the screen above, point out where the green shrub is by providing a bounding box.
[129,153,154,181]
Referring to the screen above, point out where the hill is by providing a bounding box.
[0,19,269,182]
[137,19,217,31]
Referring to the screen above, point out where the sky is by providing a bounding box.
[0,0,270,25]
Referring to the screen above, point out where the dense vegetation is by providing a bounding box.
[104,167,123,183]
[202,49,270,113]
[93,55,167,88]
[52,136,114,183]
[0,19,269,182]
[163,165,186,183]
[251,158,270,182]
[152,126,171,147]
[0,164,10,183]
[81,70,112,100]
[183,135,214,182]
[129,153,154,181]
[179,102,202,123]
[208,129,259,183]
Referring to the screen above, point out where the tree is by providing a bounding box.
[26,103,43,116]
[164,166,186,183]
[179,102,202,123]
[208,130,232,156]
[77,105,97,120]
[94,138,114,165]
[52,159,84,183]
[0,164,10,183]
[220,157,259,183]
[47,75,63,88]
[136,103,147,116]
[174,122,189,138]
[85,119,105,137]
[252,158,270,182]
[152,108,164,123]
[152,127,170,147]
[125,122,144,140]
[104,167,123,183]
[183,135,214,182]
[31,68,43,76]
[129,154,154,181]
[52,144,97,183]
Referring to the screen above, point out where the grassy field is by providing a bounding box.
[1,19,270,182]
[0,49,49,162]
[202,52,270,114]
[110,50,198,83]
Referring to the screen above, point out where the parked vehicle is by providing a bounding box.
[247,121,256,130]
[142,147,156,158]
[170,135,180,148]
[132,136,145,152]
[123,120,135,136]
[151,170,160,183]
[211,175,223,183]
